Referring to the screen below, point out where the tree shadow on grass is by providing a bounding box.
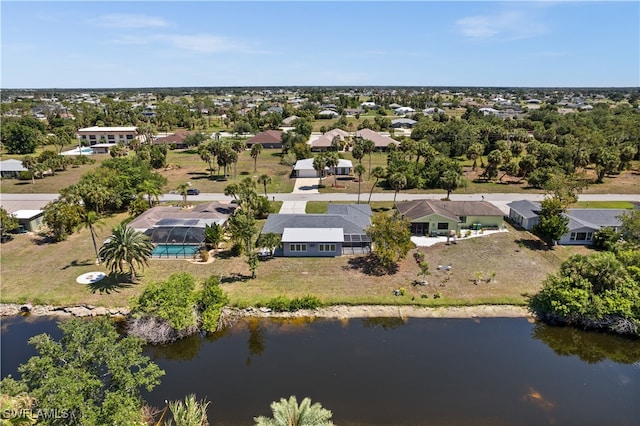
[220,273,251,284]
[86,272,132,294]
[515,238,549,251]
[345,254,397,276]
[61,259,95,270]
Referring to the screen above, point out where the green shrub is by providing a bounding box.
[230,242,243,257]
[266,296,291,312]
[17,171,32,180]
[199,249,209,262]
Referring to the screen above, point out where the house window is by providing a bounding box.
[437,223,449,230]
[319,244,336,252]
[107,135,115,140]
[289,244,307,252]
[126,135,133,140]
[89,135,96,140]
[81,135,87,139]
[459,216,467,224]
[573,232,593,241]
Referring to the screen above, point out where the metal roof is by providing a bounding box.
[282,228,344,243]
[506,200,541,219]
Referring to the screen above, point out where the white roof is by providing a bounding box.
[293,158,353,171]
[282,227,344,243]
[12,210,44,219]
[0,159,27,172]
[78,126,137,132]
[91,143,118,148]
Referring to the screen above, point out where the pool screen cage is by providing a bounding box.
[149,222,205,258]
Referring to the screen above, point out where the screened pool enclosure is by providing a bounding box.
[149,219,206,258]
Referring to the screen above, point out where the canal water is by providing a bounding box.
[2,315,640,425]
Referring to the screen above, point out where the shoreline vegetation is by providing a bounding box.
[0,303,531,320]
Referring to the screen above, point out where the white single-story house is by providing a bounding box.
[317,110,339,119]
[391,118,417,128]
[0,159,27,178]
[507,200,629,245]
[13,209,45,232]
[394,106,415,115]
[261,204,372,257]
[293,158,353,178]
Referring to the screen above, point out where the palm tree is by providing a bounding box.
[251,144,263,173]
[389,172,407,203]
[78,210,104,264]
[176,182,190,207]
[139,180,162,208]
[198,143,215,178]
[254,396,334,426]
[362,138,375,179]
[324,152,339,186]
[99,224,153,282]
[353,163,366,204]
[21,155,38,184]
[312,155,327,186]
[258,174,272,198]
[257,232,281,258]
[367,166,386,204]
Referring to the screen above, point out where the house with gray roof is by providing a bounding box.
[0,159,27,178]
[391,118,417,129]
[396,200,504,236]
[507,199,629,245]
[260,204,372,257]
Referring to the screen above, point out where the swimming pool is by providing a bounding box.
[152,244,201,258]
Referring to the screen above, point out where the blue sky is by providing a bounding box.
[2,1,639,88]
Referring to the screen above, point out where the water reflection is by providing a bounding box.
[360,317,407,330]
[532,323,640,364]
[246,318,266,365]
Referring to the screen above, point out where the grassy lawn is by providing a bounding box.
[1,218,590,308]
[570,201,635,209]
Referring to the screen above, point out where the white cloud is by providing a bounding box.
[156,34,241,53]
[91,14,170,29]
[456,10,548,40]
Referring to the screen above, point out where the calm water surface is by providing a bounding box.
[2,315,640,425]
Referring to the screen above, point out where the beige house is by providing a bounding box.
[77,126,138,146]
[395,200,504,236]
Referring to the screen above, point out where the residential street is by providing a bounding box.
[1,191,638,215]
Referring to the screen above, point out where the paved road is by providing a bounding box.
[2,192,639,203]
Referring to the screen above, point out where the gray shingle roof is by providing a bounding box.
[396,200,504,221]
[506,200,541,219]
[261,204,372,236]
[565,209,626,230]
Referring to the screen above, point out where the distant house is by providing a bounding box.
[90,143,117,154]
[394,107,415,115]
[310,128,349,151]
[13,210,44,232]
[360,101,377,109]
[391,118,417,129]
[423,108,446,115]
[152,130,196,149]
[260,204,372,256]
[245,130,283,149]
[293,158,353,178]
[395,200,504,236]
[317,110,339,119]
[0,159,27,178]
[354,128,399,151]
[282,115,299,126]
[507,200,628,245]
[77,126,138,146]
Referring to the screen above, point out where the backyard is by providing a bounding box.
[0,209,590,309]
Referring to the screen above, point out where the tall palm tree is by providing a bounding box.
[254,396,334,426]
[362,138,375,179]
[251,144,263,173]
[312,155,327,186]
[389,172,407,203]
[176,182,190,207]
[139,180,162,209]
[324,152,339,186]
[353,163,366,204]
[368,166,386,204]
[258,174,272,198]
[198,143,215,178]
[78,210,104,264]
[99,224,153,282]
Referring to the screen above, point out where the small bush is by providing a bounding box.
[230,242,243,257]
[265,296,292,312]
[433,292,441,299]
[264,295,323,312]
[199,249,209,262]
[17,171,32,180]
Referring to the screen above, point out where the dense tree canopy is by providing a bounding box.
[0,318,164,425]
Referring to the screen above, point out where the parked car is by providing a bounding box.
[186,188,200,195]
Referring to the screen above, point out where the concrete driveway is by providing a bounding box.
[279,201,307,214]
[292,178,319,194]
